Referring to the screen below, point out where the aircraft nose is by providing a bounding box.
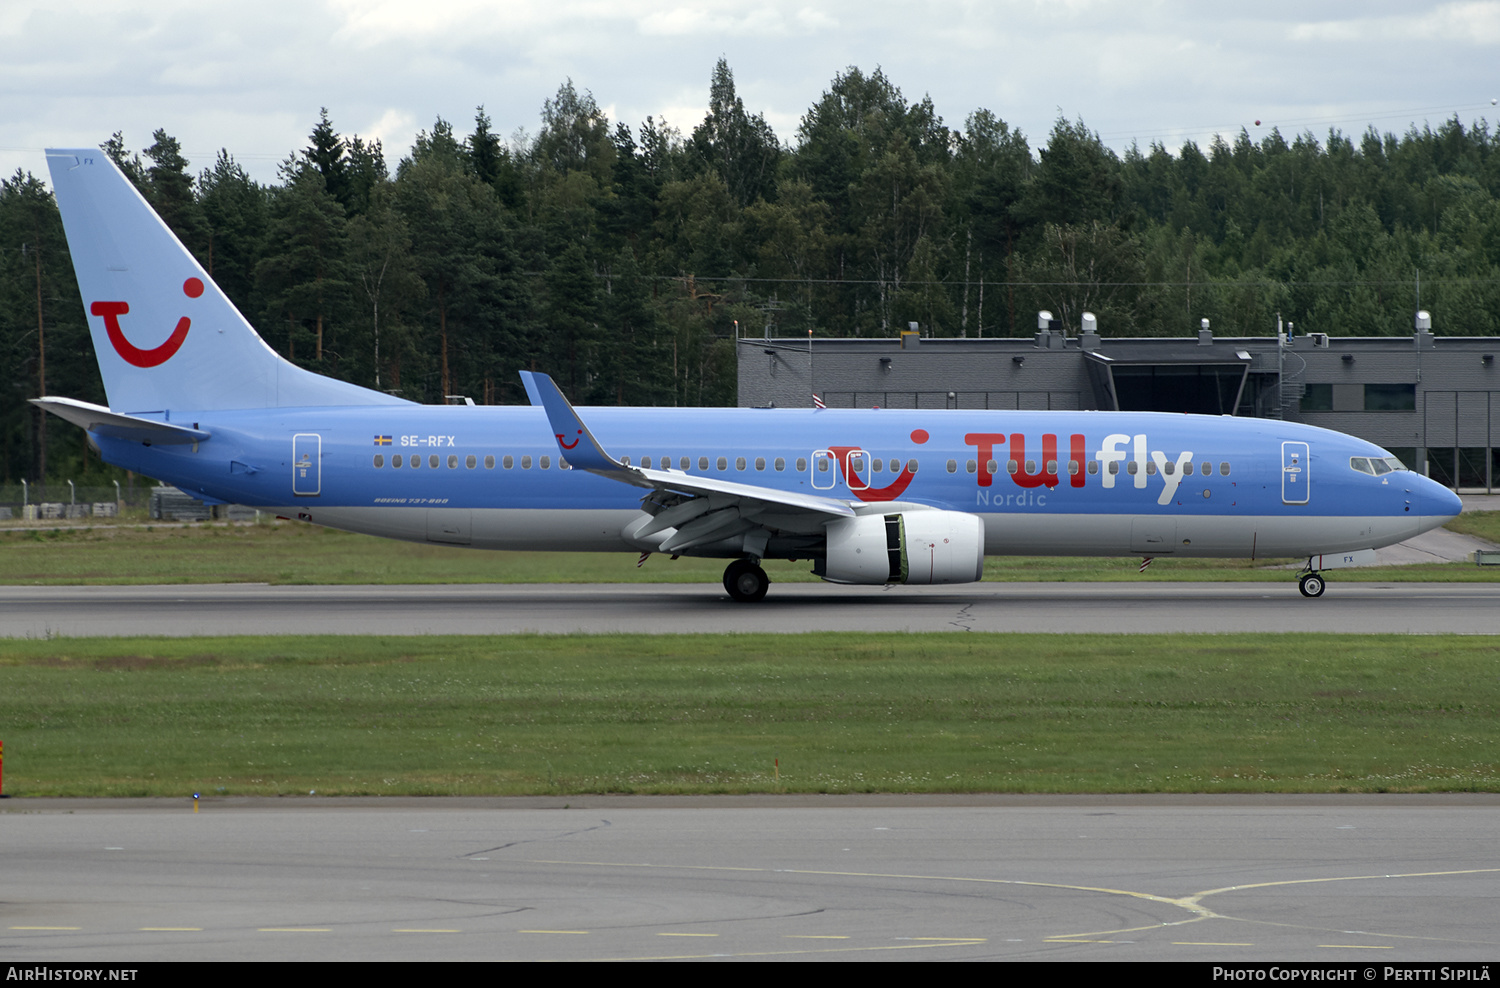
[1419,474,1463,520]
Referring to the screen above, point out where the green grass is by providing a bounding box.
[2,633,1497,797]
[1446,511,1500,543]
[0,515,1496,586]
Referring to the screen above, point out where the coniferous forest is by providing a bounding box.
[3,61,1500,484]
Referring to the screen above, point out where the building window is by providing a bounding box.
[1365,383,1416,411]
[1301,383,1333,412]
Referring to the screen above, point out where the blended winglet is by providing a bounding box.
[520,371,631,476]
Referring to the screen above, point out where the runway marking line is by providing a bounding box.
[1320,944,1393,949]
[529,858,1500,949]
[590,941,983,961]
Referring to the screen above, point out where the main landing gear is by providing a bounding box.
[1298,570,1326,598]
[723,558,770,602]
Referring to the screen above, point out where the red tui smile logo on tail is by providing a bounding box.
[91,277,202,368]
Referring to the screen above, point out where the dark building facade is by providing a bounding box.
[737,319,1500,492]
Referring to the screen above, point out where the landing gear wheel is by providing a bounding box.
[723,559,770,602]
[1298,572,1326,598]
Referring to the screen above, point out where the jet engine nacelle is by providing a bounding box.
[819,510,985,585]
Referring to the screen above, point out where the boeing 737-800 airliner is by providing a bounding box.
[35,148,1462,601]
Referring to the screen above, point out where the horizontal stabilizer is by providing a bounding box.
[31,397,208,445]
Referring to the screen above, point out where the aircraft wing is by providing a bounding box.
[31,397,209,445]
[521,371,854,554]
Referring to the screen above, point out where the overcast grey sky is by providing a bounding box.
[2,0,1496,187]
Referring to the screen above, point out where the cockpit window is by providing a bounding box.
[1352,455,1406,475]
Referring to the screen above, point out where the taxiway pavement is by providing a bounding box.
[0,581,1497,636]
[3,796,1497,962]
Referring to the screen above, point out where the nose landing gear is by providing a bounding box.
[1298,569,1326,598]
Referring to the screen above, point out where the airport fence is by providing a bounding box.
[0,484,259,522]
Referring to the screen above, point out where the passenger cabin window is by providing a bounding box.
[755,457,765,471]
[411,455,421,470]
[428,454,439,469]
[946,459,957,473]
[448,455,458,469]
[373,454,384,468]
[501,455,512,469]
[906,458,919,473]
[698,456,709,471]
[466,455,477,469]
[717,456,728,471]
[775,458,785,471]
[393,454,403,468]
[540,455,550,469]
[1219,462,1230,476]
[521,455,532,469]
[797,458,807,472]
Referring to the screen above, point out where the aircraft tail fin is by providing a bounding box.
[44,148,409,413]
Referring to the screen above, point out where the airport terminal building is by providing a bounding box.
[737,315,1500,492]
